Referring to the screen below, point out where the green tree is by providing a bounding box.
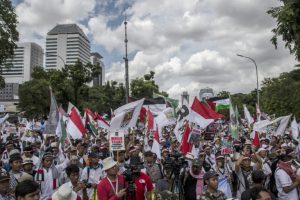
[260,69,300,118]
[267,0,300,61]
[18,79,50,118]
[130,71,168,99]
[64,60,101,105]
[0,0,19,88]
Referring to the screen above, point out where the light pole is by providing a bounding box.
[45,53,65,67]
[123,19,129,104]
[237,54,259,108]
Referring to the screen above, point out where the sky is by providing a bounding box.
[12,0,297,101]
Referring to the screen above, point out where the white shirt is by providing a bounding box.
[275,168,299,200]
[40,159,69,200]
[81,165,104,199]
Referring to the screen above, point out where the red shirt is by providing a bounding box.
[97,175,126,200]
[134,172,154,200]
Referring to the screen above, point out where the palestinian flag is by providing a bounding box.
[56,112,67,148]
[229,99,239,139]
[85,108,98,137]
[153,93,179,116]
[209,97,230,112]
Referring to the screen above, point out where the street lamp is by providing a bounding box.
[45,52,65,67]
[237,54,259,107]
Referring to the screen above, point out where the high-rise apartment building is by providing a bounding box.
[90,52,105,86]
[45,24,90,70]
[1,42,43,84]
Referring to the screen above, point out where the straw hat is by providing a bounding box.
[52,183,77,200]
[102,157,117,171]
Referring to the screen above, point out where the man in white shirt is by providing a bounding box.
[80,152,104,200]
[275,152,300,200]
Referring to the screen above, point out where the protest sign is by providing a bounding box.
[109,131,125,151]
[221,137,234,155]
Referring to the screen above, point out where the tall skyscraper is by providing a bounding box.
[90,52,105,86]
[45,24,90,70]
[1,42,43,84]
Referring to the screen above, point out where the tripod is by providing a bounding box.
[170,165,185,200]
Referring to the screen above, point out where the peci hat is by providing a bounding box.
[203,171,219,181]
[88,152,99,159]
[22,159,33,165]
[42,152,53,159]
[52,183,77,200]
[102,157,117,171]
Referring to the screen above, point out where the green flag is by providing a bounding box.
[230,98,239,139]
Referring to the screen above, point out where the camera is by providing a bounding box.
[169,152,188,176]
[82,180,92,188]
[123,163,142,193]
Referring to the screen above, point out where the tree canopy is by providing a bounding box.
[130,71,168,99]
[0,0,19,88]
[267,0,300,62]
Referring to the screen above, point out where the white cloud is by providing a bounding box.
[16,0,96,45]
[16,0,297,102]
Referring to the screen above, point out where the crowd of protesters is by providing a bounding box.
[0,117,300,200]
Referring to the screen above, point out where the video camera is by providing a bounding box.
[123,158,143,193]
[168,152,188,176]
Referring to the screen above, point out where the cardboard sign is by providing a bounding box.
[188,127,201,144]
[110,131,125,151]
[221,137,234,155]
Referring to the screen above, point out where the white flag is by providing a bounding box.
[275,115,292,136]
[243,104,254,127]
[291,117,299,141]
[110,99,144,131]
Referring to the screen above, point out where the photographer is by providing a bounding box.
[97,157,127,200]
[80,152,104,200]
[143,151,163,184]
[155,156,173,192]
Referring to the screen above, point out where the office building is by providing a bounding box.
[90,52,105,86]
[1,42,43,84]
[45,24,90,70]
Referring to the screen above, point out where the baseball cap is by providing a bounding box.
[203,171,219,181]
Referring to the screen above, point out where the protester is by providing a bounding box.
[15,180,40,200]
[38,151,69,200]
[97,157,127,200]
[62,164,88,200]
[143,151,163,183]
[0,171,14,200]
[213,152,232,198]
[241,170,275,200]
[183,159,205,200]
[275,151,300,200]
[200,171,227,200]
[80,152,103,200]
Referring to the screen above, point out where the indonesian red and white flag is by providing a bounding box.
[252,131,261,148]
[189,97,224,128]
[147,109,154,130]
[181,123,191,155]
[151,127,161,159]
[66,107,87,139]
